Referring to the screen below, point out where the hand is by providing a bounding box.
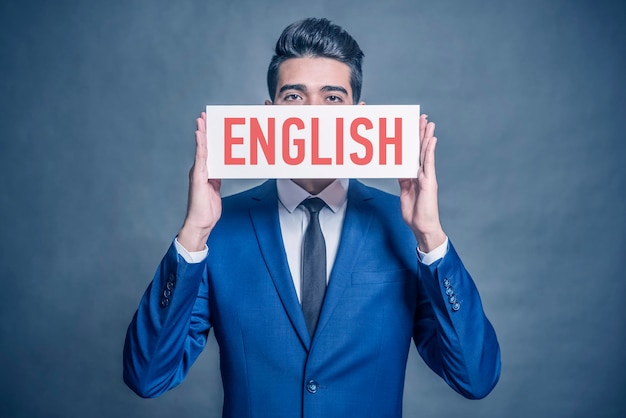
[177,112,222,251]
[398,114,447,253]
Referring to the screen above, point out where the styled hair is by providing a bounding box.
[267,18,364,104]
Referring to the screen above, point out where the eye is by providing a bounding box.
[283,93,302,101]
[326,95,344,103]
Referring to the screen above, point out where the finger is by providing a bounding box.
[208,178,222,192]
[419,114,428,141]
[422,136,437,178]
[398,178,412,191]
[192,128,208,180]
[420,122,435,167]
[426,121,435,139]
[196,128,208,163]
[196,115,206,133]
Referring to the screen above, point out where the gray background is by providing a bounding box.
[1,0,624,417]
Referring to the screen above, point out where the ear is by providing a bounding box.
[264,99,273,105]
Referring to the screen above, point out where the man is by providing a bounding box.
[124,17,500,417]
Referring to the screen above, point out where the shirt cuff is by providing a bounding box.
[417,237,449,265]
[174,237,208,263]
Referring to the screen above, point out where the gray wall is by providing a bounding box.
[1,0,624,417]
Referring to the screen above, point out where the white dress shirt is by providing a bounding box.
[276,178,348,301]
[175,180,448,302]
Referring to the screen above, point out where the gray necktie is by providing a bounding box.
[299,197,327,337]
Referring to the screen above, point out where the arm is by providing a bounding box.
[413,242,501,399]
[123,112,222,397]
[123,244,210,397]
[400,115,500,398]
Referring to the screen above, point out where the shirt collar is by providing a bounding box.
[277,179,349,214]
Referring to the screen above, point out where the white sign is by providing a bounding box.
[205,105,420,179]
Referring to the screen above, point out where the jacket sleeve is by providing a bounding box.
[413,240,501,399]
[123,241,211,398]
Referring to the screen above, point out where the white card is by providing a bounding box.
[205,105,420,178]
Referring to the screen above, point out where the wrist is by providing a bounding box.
[415,227,447,253]
[178,223,211,252]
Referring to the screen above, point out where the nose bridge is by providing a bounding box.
[308,93,325,105]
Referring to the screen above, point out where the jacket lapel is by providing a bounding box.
[314,180,374,339]
[248,180,311,348]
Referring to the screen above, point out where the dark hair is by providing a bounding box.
[267,18,365,104]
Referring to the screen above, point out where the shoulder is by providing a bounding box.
[348,180,417,267]
[349,179,401,208]
[349,179,409,229]
[221,180,276,208]
[209,180,277,237]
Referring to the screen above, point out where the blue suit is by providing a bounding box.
[124,179,500,417]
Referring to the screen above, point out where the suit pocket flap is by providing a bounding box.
[351,269,411,285]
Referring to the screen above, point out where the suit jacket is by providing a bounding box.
[124,179,500,417]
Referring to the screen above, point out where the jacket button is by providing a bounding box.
[452,302,461,311]
[443,278,451,288]
[306,380,319,394]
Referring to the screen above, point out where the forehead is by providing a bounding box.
[277,57,352,90]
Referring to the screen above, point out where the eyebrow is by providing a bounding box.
[278,84,349,95]
[320,85,349,95]
[279,84,307,93]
